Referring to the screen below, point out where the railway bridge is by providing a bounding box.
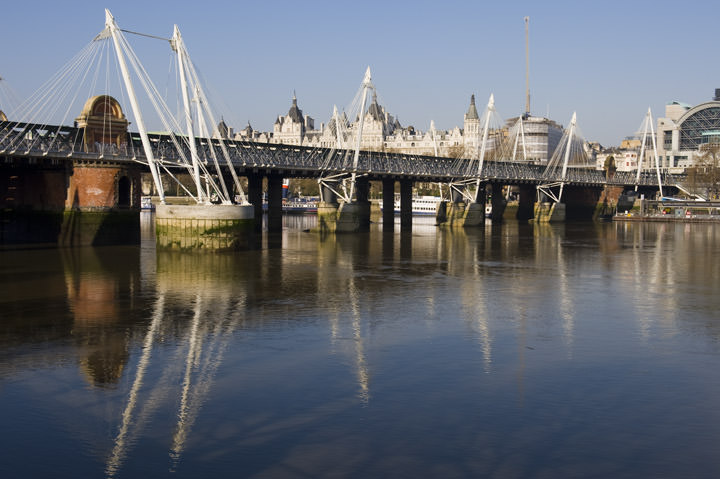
[0,10,675,248]
[0,109,670,247]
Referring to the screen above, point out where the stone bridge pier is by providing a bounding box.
[1,95,142,247]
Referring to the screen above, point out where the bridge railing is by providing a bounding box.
[1,121,676,188]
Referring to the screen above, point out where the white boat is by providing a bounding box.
[141,196,155,211]
[381,195,443,216]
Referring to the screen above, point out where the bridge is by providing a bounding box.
[0,10,674,249]
[1,119,671,185]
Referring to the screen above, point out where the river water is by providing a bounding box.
[1,214,719,478]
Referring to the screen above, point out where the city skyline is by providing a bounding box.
[1,0,718,147]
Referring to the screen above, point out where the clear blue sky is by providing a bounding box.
[2,0,718,146]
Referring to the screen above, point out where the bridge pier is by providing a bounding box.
[400,179,412,230]
[490,183,507,222]
[267,174,283,233]
[155,203,254,251]
[316,181,339,233]
[516,184,536,221]
[382,178,395,230]
[60,162,142,246]
[355,177,371,231]
[461,187,486,227]
[336,179,371,233]
[247,173,263,231]
[534,201,566,222]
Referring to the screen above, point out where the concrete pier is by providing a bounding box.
[155,203,254,251]
[534,202,566,222]
[382,178,395,231]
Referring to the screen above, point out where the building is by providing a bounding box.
[503,115,564,164]
[656,90,720,171]
[246,93,566,162]
[271,94,317,146]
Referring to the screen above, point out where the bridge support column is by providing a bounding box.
[490,183,507,222]
[534,201,565,222]
[461,184,485,227]
[336,178,371,233]
[155,203,254,250]
[267,174,283,233]
[382,178,395,231]
[516,184,535,221]
[400,179,413,230]
[441,186,469,228]
[316,181,339,233]
[247,173,263,231]
[595,185,624,220]
[60,162,142,246]
[355,177,371,231]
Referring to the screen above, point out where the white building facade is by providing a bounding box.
[240,93,565,163]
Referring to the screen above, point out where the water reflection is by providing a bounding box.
[3,217,720,477]
[106,251,250,477]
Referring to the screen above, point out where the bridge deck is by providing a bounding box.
[1,121,672,187]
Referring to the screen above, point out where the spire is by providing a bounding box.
[368,91,383,121]
[466,94,479,120]
[287,93,303,122]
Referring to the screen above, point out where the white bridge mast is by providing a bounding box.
[636,107,663,198]
[348,67,373,201]
[172,25,204,203]
[104,9,166,203]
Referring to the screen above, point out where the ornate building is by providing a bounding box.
[237,93,564,163]
[271,94,317,146]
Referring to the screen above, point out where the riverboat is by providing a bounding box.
[283,197,318,213]
[381,195,443,216]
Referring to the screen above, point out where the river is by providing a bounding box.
[1,214,719,478]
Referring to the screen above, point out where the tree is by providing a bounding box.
[603,155,616,181]
[691,144,720,199]
[446,144,466,159]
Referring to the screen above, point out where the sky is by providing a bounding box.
[2,0,719,147]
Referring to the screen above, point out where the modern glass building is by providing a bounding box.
[657,90,720,170]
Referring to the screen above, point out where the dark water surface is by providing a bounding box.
[2,214,720,478]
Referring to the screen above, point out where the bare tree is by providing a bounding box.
[690,144,720,199]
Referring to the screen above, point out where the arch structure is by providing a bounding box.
[657,100,720,171]
[75,95,129,152]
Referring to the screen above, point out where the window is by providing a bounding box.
[664,131,672,150]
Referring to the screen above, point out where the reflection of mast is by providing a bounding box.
[349,274,370,403]
[556,228,574,353]
[170,294,204,466]
[170,295,240,469]
[105,293,165,478]
[461,231,492,372]
[630,224,652,340]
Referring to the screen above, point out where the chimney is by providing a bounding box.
[714,89,720,101]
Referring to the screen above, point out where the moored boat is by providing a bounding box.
[381,195,443,216]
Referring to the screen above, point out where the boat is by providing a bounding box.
[283,196,318,213]
[381,195,444,216]
[141,196,155,211]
